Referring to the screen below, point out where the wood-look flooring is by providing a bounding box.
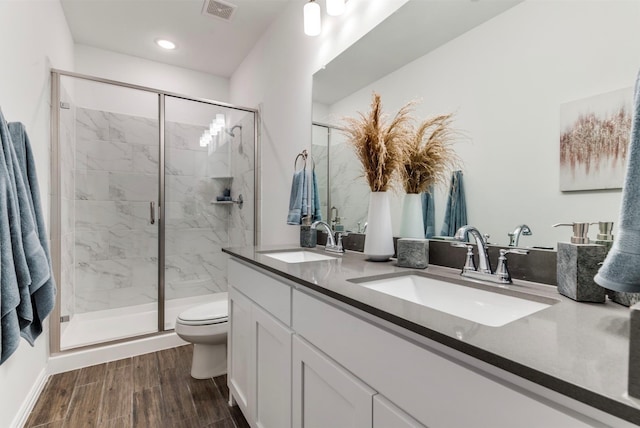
[25,345,249,428]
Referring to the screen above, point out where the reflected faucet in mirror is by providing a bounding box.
[330,206,339,227]
[508,224,532,247]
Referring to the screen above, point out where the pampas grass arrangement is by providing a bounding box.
[343,92,458,194]
[342,92,413,192]
[400,114,459,194]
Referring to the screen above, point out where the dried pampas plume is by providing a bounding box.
[342,92,413,192]
[400,114,460,194]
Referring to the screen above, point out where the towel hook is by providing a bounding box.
[294,149,315,171]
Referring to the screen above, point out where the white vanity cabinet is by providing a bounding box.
[228,260,293,428]
[228,287,252,417]
[292,335,375,428]
[228,257,618,428]
[251,303,292,428]
[291,289,593,428]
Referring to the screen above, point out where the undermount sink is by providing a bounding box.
[350,274,555,327]
[261,250,337,263]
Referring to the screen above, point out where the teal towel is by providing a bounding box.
[0,109,27,363]
[312,170,322,222]
[440,171,467,237]
[287,167,322,225]
[9,122,56,343]
[421,186,435,238]
[3,119,50,344]
[595,70,640,292]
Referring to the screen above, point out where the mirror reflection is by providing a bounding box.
[311,0,639,248]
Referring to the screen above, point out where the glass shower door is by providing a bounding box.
[53,70,256,352]
[163,96,255,329]
[59,75,160,349]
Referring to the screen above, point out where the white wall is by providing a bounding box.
[230,0,409,245]
[322,0,640,248]
[0,1,75,427]
[74,44,230,104]
[71,45,232,126]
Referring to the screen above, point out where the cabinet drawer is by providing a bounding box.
[228,258,291,325]
[293,289,590,428]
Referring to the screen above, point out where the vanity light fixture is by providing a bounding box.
[304,0,321,36]
[326,0,345,16]
[155,39,176,50]
[303,0,347,36]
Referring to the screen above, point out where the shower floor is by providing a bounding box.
[60,294,219,350]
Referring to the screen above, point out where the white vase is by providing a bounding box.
[364,191,395,261]
[399,193,425,239]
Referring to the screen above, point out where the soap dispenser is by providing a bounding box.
[300,216,317,248]
[594,221,640,307]
[553,222,607,303]
[594,221,614,252]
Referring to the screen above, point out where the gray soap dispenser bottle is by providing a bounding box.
[594,221,614,252]
[594,221,640,306]
[300,216,317,248]
[553,222,607,302]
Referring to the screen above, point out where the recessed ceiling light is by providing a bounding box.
[156,39,176,50]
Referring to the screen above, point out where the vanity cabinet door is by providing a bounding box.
[373,396,425,428]
[251,303,292,428]
[292,335,376,428]
[228,287,253,420]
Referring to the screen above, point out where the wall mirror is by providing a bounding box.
[311,0,639,248]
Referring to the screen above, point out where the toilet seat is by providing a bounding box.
[177,300,228,326]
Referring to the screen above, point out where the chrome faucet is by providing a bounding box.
[330,206,339,227]
[452,225,528,284]
[312,220,344,253]
[508,224,532,247]
[454,225,492,273]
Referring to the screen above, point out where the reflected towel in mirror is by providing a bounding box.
[422,186,435,238]
[440,170,467,237]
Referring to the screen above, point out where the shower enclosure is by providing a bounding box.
[50,70,257,352]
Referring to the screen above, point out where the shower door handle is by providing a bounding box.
[150,201,156,225]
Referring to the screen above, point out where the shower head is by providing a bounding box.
[226,125,242,137]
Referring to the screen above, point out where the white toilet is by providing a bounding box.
[175,292,229,379]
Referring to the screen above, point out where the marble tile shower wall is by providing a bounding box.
[329,139,369,232]
[311,141,328,221]
[59,85,76,320]
[74,107,232,313]
[229,114,255,249]
[164,120,230,302]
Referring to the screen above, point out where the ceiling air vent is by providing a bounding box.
[202,0,237,22]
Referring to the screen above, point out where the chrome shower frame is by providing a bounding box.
[49,69,259,354]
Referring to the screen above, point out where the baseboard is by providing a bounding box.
[11,367,48,428]
[48,331,187,375]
